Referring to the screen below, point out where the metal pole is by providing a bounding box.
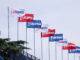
[26,23,27,53]
[17,18,19,41]
[34,28,35,57]
[74,53,75,60]
[67,47,69,60]
[8,7,10,38]
[41,37,43,60]
[55,42,57,60]
[61,43,63,60]
[67,39,69,60]
[48,39,50,60]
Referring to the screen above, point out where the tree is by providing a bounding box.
[0,38,29,60]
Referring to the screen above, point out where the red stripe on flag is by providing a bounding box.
[68,43,75,46]
[62,46,76,50]
[41,29,55,37]
[18,14,34,22]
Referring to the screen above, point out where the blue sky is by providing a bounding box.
[0,0,80,60]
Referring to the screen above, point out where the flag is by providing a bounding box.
[35,24,48,31]
[10,8,25,17]
[62,46,76,50]
[76,46,80,49]
[48,29,55,36]
[41,24,48,29]
[68,43,75,46]
[41,29,55,37]
[41,26,48,29]
[58,40,67,43]
[49,34,63,42]
[62,43,76,50]
[68,46,80,53]
[18,14,34,22]
[12,10,24,14]
[58,40,67,46]
[27,20,42,28]
[40,24,48,33]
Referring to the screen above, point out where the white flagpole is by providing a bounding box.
[8,7,10,39]
[48,39,50,60]
[55,42,57,60]
[17,18,19,41]
[74,53,75,60]
[41,37,43,60]
[67,45,69,60]
[26,22,28,53]
[61,43,63,60]
[66,39,69,60]
[34,28,36,57]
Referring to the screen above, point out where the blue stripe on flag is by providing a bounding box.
[68,46,80,53]
[59,41,67,43]
[27,20,42,28]
[68,50,80,53]
[49,34,63,42]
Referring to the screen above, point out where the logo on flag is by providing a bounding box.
[18,14,34,22]
[27,20,42,28]
[49,34,63,42]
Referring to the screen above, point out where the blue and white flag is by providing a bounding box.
[27,20,42,28]
[35,24,48,31]
[58,40,67,43]
[68,46,80,53]
[12,10,25,14]
[10,8,25,17]
[49,34,63,42]
[41,24,48,29]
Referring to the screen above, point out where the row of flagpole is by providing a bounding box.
[7,7,60,60]
[7,7,74,60]
[7,7,70,60]
[7,7,80,60]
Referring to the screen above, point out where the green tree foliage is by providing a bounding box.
[0,38,29,60]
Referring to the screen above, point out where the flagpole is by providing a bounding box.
[74,53,75,60]
[26,22,27,53]
[17,18,19,41]
[48,39,50,60]
[55,42,57,60]
[61,43,63,60]
[66,39,69,60]
[67,46,69,60]
[41,37,43,60]
[34,28,35,57]
[8,7,10,39]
